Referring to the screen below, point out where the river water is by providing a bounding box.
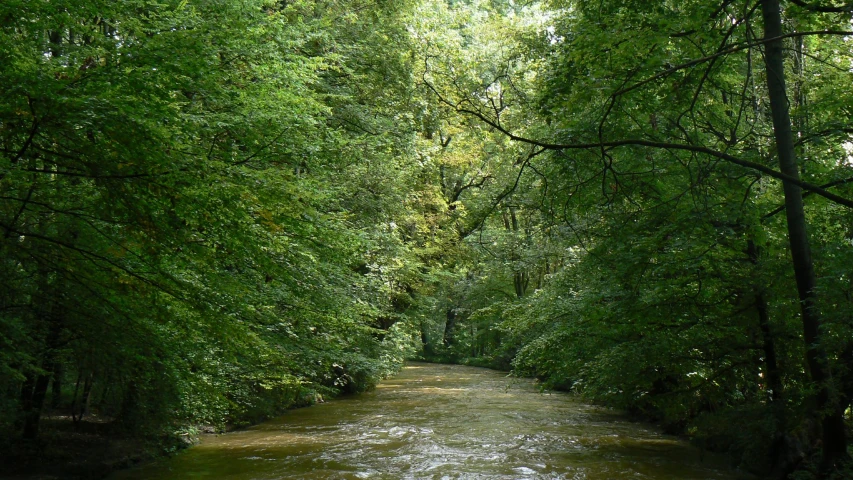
[111,362,744,479]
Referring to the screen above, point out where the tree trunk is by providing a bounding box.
[443,308,457,347]
[50,362,62,410]
[748,239,796,476]
[748,240,784,405]
[760,0,847,469]
[20,298,63,440]
[503,208,529,298]
[21,372,50,440]
[420,320,434,356]
[19,372,36,433]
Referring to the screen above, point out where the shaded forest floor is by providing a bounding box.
[0,414,189,480]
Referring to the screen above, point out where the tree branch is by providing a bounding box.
[613,30,853,98]
[789,0,853,13]
[452,104,853,209]
[450,174,492,203]
[3,182,36,239]
[763,176,853,219]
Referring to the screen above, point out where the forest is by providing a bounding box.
[2,0,853,478]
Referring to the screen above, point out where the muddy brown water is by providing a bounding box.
[110,362,745,479]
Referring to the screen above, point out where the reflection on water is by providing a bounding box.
[111,363,745,479]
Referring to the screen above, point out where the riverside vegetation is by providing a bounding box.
[2,1,853,479]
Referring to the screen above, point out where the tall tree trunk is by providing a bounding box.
[760,0,847,470]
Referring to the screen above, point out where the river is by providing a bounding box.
[110,362,745,479]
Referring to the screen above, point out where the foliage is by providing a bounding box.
[0,0,426,444]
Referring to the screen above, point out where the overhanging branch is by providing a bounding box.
[613,30,853,98]
[452,104,853,209]
[789,0,853,13]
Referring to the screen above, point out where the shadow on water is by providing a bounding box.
[110,363,749,480]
